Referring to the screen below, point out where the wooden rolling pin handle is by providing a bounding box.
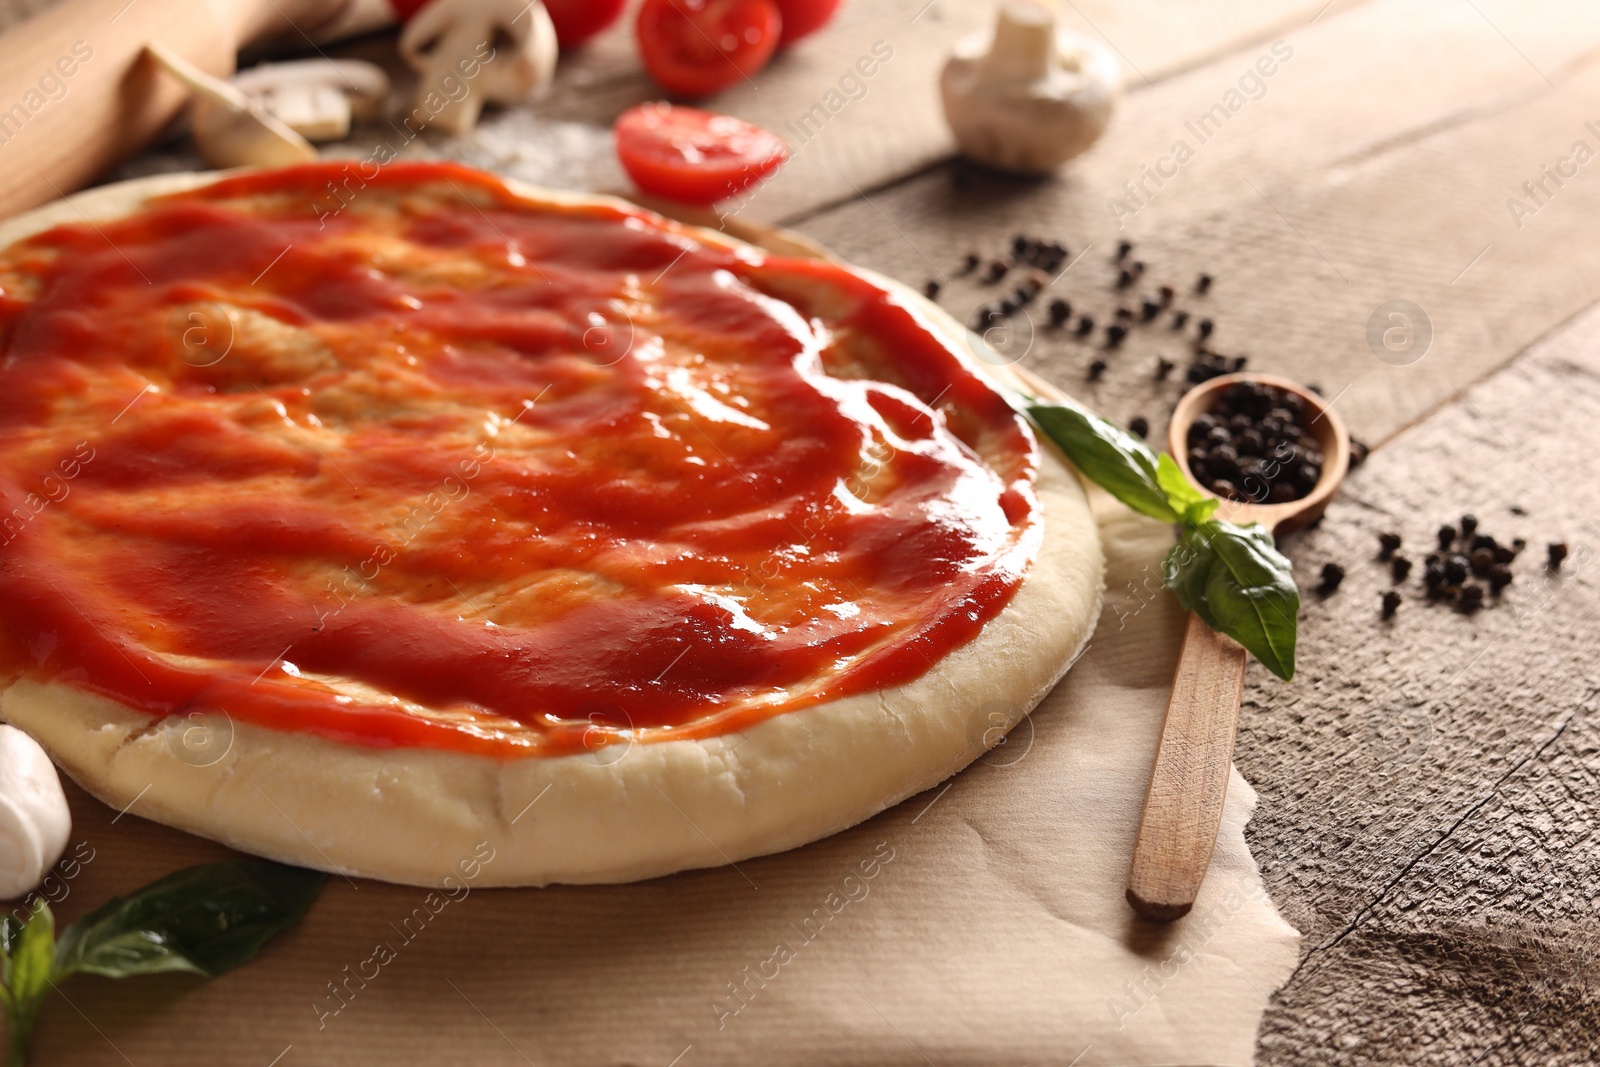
[0,0,359,221]
[1125,612,1247,922]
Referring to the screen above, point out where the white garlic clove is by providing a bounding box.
[0,724,71,900]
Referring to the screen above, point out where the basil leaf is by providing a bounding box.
[1155,453,1219,524]
[1028,402,1181,524]
[54,861,324,980]
[1165,520,1299,680]
[2,898,57,1065]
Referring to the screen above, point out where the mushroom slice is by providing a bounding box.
[397,0,558,136]
[232,59,391,142]
[145,42,317,169]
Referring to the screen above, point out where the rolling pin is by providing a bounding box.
[0,0,393,219]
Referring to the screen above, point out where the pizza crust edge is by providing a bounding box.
[0,172,1105,887]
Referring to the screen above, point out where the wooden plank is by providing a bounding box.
[789,0,1600,447]
[1246,300,1600,1064]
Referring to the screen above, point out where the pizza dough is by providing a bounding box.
[0,169,1102,887]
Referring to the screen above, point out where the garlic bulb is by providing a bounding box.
[0,725,71,900]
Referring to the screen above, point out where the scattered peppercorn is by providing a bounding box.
[1048,298,1072,327]
[1197,318,1214,339]
[984,259,1011,284]
[1116,268,1135,289]
[1460,514,1478,539]
[1548,541,1569,569]
[961,252,981,274]
[1087,358,1108,381]
[1196,273,1213,295]
[1114,306,1134,322]
[1116,240,1132,261]
[1318,562,1345,594]
[1443,554,1469,585]
[1158,285,1175,307]
[1140,298,1161,322]
[1131,260,1145,277]
[923,280,941,300]
[1437,524,1456,550]
[1172,310,1190,330]
[1378,532,1402,559]
[1155,356,1176,380]
[1381,590,1402,618]
[1075,315,1095,337]
[1469,548,1495,577]
[1105,324,1128,349]
[1488,564,1513,593]
[1391,556,1413,582]
[1129,415,1150,438]
[1013,285,1037,306]
[1458,584,1484,612]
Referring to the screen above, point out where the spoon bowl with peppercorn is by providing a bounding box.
[1126,372,1349,923]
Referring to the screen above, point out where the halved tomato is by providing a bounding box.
[614,102,789,205]
[636,0,783,99]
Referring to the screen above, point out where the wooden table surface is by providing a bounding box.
[4,0,1598,1062]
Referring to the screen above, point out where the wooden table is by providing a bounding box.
[6,0,1599,1061]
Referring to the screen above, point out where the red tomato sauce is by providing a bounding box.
[0,162,1042,757]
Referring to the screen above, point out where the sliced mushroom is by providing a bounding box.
[398,0,558,136]
[232,60,391,142]
[145,42,317,169]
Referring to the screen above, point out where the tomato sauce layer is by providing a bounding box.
[0,162,1043,757]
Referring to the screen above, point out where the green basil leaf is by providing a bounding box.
[1028,402,1180,523]
[1,898,57,1062]
[1165,520,1299,681]
[54,861,325,981]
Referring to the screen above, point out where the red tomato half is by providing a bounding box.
[775,0,842,44]
[614,102,789,205]
[636,0,783,99]
[544,0,627,48]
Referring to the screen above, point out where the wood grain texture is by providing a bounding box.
[1127,614,1248,921]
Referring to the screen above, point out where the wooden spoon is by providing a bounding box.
[1126,372,1349,922]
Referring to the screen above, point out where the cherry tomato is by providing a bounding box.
[774,0,842,44]
[544,0,627,49]
[614,102,789,205]
[636,0,783,99]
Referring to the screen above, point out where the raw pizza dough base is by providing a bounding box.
[0,173,1104,887]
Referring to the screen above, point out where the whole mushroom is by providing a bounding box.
[940,1,1120,174]
[0,724,70,900]
[398,0,559,136]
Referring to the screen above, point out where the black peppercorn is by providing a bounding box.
[1488,564,1513,593]
[961,252,981,274]
[1087,358,1108,381]
[1548,541,1569,569]
[1129,415,1150,439]
[1075,315,1095,337]
[1460,514,1478,539]
[1172,310,1190,330]
[1381,590,1402,618]
[984,259,1011,284]
[1115,306,1134,322]
[1116,268,1135,289]
[1140,298,1161,321]
[1469,548,1495,576]
[1048,298,1072,326]
[1012,234,1031,257]
[1196,273,1213,295]
[1155,356,1176,380]
[1378,532,1402,559]
[1116,240,1132,261]
[1158,285,1174,307]
[1318,562,1345,593]
[1458,584,1484,612]
[1444,554,1469,585]
[923,280,941,300]
[1197,318,1214,339]
[1131,260,1145,276]
[1106,324,1128,348]
[1391,556,1413,582]
[1437,524,1456,550]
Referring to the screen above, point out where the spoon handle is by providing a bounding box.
[1126,612,1247,922]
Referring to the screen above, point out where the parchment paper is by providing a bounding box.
[21,486,1299,1067]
